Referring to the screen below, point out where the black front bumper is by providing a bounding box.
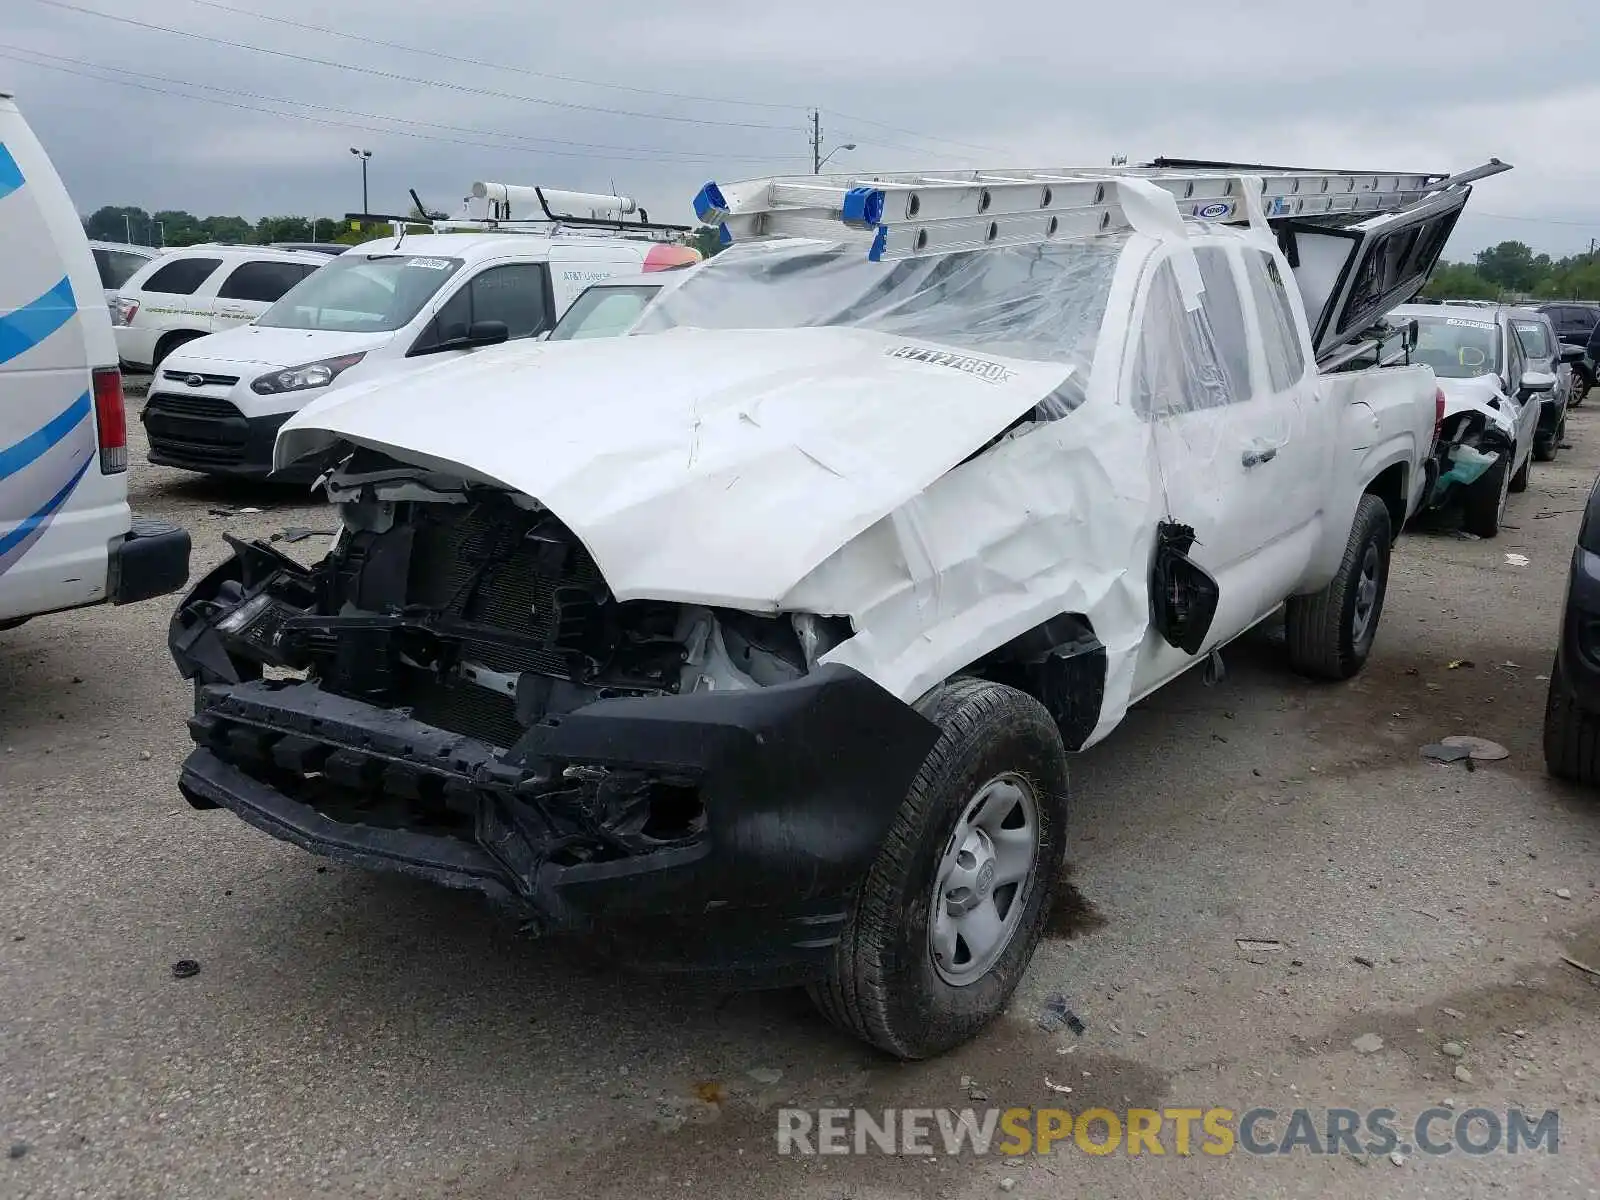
[141,397,311,481]
[180,669,938,984]
[107,518,190,605]
[1555,542,1600,714]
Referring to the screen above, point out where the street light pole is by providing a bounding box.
[123,213,132,244]
[816,142,857,173]
[350,147,372,214]
[809,110,856,174]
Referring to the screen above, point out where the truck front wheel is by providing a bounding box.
[1286,493,1392,681]
[809,678,1069,1059]
[1461,453,1510,538]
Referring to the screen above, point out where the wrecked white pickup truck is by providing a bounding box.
[168,158,1504,1058]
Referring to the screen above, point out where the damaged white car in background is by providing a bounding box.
[166,159,1500,1058]
[1396,303,1581,537]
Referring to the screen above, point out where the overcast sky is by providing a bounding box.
[3,0,1596,259]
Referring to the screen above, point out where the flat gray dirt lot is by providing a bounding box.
[5,387,1600,1199]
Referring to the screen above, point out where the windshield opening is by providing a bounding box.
[1513,320,1551,358]
[1411,315,1501,379]
[257,254,464,333]
[631,237,1123,372]
[549,284,661,340]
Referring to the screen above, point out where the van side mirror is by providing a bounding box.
[1402,318,1419,352]
[1520,369,1556,394]
[466,320,508,346]
[1561,344,1587,364]
[424,319,509,354]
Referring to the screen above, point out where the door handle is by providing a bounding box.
[1242,445,1278,468]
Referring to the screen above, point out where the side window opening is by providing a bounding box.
[217,260,317,304]
[1243,250,1308,391]
[413,264,552,352]
[1193,247,1252,400]
[140,256,222,296]
[1131,258,1234,419]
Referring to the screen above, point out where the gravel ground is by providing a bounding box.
[4,386,1600,1199]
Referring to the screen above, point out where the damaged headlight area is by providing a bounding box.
[172,491,852,735]
[166,485,902,950]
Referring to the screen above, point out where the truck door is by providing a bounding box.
[1128,243,1318,693]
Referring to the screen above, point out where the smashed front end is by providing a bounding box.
[168,459,937,982]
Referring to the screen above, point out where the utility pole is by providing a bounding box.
[809,109,856,174]
[350,147,372,214]
[123,212,132,244]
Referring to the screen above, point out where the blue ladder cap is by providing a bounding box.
[717,222,733,246]
[693,182,729,224]
[868,225,888,262]
[841,187,885,228]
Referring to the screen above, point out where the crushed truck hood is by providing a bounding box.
[277,326,1074,609]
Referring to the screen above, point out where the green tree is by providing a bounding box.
[688,225,725,259]
[1474,241,1541,291]
[83,205,153,244]
[151,210,208,247]
[1420,262,1497,300]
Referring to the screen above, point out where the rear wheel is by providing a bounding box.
[809,677,1069,1059]
[1573,374,1590,408]
[1545,656,1600,784]
[1462,454,1510,538]
[1286,493,1391,681]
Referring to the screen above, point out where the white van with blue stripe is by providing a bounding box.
[0,93,189,628]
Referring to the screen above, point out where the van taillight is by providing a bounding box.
[1434,386,1447,434]
[93,367,128,473]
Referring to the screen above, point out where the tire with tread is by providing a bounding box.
[1544,656,1600,784]
[1285,493,1391,681]
[1461,454,1509,539]
[1535,414,1563,462]
[1510,447,1532,493]
[809,677,1069,1059]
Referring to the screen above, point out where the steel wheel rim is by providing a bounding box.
[929,772,1041,987]
[1352,542,1380,645]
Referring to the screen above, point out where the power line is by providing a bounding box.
[1464,210,1597,229]
[0,49,809,167]
[0,43,798,162]
[175,0,805,113]
[174,0,999,161]
[825,108,1010,159]
[41,0,996,165]
[29,0,800,132]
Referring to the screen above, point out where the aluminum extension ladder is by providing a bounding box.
[692,159,1510,261]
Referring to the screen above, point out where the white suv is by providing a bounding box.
[111,244,333,372]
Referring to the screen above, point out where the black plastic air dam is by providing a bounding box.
[179,664,941,977]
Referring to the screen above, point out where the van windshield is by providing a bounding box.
[257,254,464,333]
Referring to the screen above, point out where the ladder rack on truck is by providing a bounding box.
[692,157,1510,364]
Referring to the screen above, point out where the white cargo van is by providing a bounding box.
[0,93,190,627]
[147,229,699,480]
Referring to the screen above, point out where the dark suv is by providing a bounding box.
[1537,302,1600,402]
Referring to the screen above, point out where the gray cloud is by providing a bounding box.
[3,0,1595,256]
